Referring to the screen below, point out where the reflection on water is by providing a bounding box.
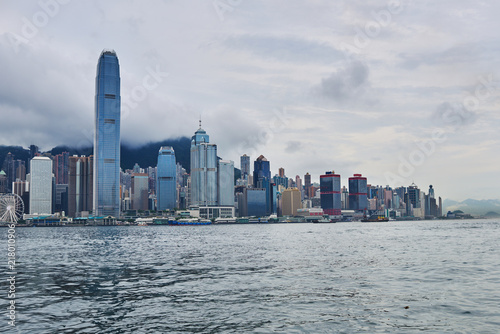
[2,220,499,333]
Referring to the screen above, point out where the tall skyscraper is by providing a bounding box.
[218,160,234,206]
[348,173,368,212]
[68,155,93,217]
[320,171,341,216]
[240,154,250,180]
[29,156,53,215]
[282,187,301,216]
[156,146,177,211]
[278,167,285,177]
[53,152,69,184]
[93,49,121,218]
[131,173,149,210]
[253,155,274,215]
[190,123,218,207]
[304,172,311,198]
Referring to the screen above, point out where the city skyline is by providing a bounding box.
[1,1,499,201]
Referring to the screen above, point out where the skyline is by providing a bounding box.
[1,1,499,201]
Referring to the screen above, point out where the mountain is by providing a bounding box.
[443,198,500,216]
[1,137,192,172]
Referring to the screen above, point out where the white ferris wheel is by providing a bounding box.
[0,193,24,224]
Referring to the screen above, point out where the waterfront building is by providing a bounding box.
[304,173,311,199]
[253,155,274,215]
[68,155,93,218]
[282,187,301,216]
[156,146,177,211]
[131,173,149,210]
[93,49,121,218]
[407,183,421,209]
[53,152,69,184]
[245,188,267,217]
[240,154,250,180]
[348,173,368,212]
[320,171,341,216]
[218,160,234,207]
[190,123,218,207]
[29,156,53,215]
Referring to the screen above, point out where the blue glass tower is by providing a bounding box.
[156,146,177,210]
[93,49,121,218]
[190,123,218,207]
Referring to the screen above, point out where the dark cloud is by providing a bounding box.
[431,101,478,128]
[315,60,370,102]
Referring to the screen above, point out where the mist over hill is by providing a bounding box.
[1,137,192,172]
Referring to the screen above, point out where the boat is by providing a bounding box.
[361,215,389,222]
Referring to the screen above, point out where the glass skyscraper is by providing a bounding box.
[156,146,177,211]
[190,124,218,207]
[29,156,53,215]
[93,49,121,218]
[320,171,341,216]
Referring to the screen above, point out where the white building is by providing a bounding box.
[30,156,53,215]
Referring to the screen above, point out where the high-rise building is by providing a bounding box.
[156,146,177,211]
[29,156,53,215]
[282,187,301,216]
[304,173,311,198]
[320,171,341,215]
[348,173,368,212]
[253,155,274,215]
[53,152,69,185]
[68,155,93,218]
[278,167,285,177]
[407,183,420,209]
[295,175,303,200]
[131,173,149,210]
[93,49,121,218]
[240,154,250,180]
[0,170,7,193]
[190,123,218,207]
[218,160,234,206]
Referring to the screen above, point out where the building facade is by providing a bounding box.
[282,187,301,216]
[218,160,234,207]
[29,156,53,215]
[190,125,218,207]
[320,171,341,216]
[68,155,93,218]
[156,146,177,210]
[348,173,368,212]
[240,154,250,180]
[93,49,121,218]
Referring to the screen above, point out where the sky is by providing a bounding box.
[0,0,499,201]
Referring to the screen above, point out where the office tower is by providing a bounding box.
[253,155,274,215]
[132,163,141,174]
[53,152,69,184]
[190,123,218,207]
[156,146,177,211]
[218,160,234,206]
[147,166,157,194]
[93,49,121,218]
[12,180,29,213]
[29,156,53,215]
[244,188,267,217]
[68,155,93,218]
[15,163,26,182]
[54,184,68,214]
[320,171,341,215]
[240,154,250,180]
[282,188,301,216]
[278,167,285,177]
[407,183,420,209]
[304,173,311,198]
[295,175,303,200]
[0,170,7,193]
[341,185,349,210]
[253,155,271,188]
[131,173,149,210]
[348,173,367,212]
[29,145,39,160]
[438,197,443,216]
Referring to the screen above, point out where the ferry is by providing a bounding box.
[361,215,389,222]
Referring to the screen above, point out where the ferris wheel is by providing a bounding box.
[0,193,24,224]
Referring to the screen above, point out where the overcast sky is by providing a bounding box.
[1,0,499,201]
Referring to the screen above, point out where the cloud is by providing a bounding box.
[314,60,370,103]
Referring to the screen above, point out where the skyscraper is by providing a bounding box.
[348,173,368,212]
[131,173,149,210]
[53,152,69,184]
[156,146,177,211]
[218,160,234,206]
[29,156,53,215]
[240,154,250,180]
[253,155,274,215]
[93,49,121,218]
[282,187,301,216]
[304,172,311,198]
[68,155,93,218]
[190,123,218,207]
[320,171,341,216]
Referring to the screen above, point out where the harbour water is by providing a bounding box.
[2,219,500,333]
